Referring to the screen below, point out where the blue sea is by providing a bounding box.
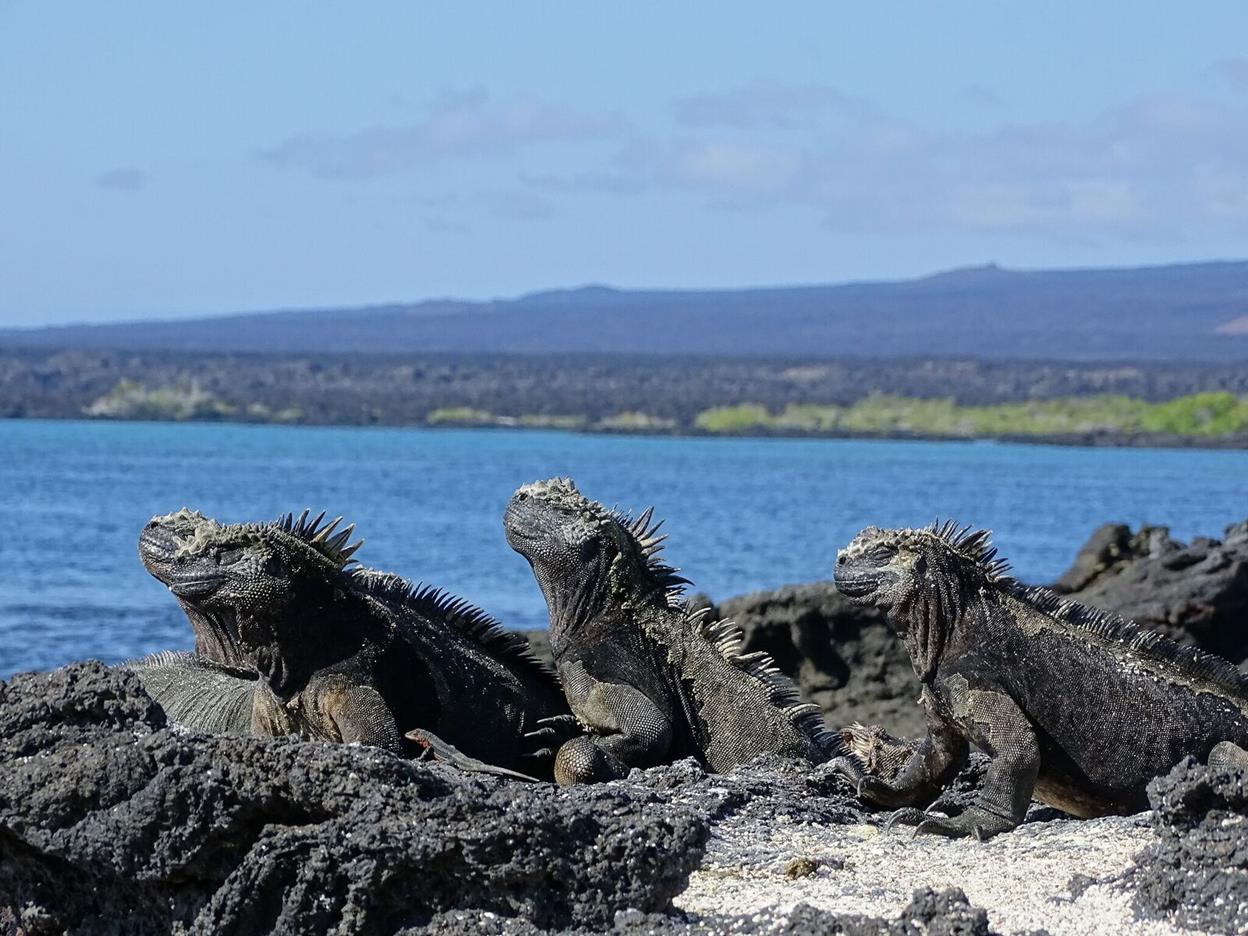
[1,419,1245,677]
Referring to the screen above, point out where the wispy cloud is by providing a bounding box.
[545,80,1248,239]
[258,87,625,180]
[95,167,149,192]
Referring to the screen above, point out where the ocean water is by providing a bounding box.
[1,419,1245,677]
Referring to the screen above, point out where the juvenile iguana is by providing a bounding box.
[503,477,836,785]
[136,508,573,775]
[831,522,1248,839]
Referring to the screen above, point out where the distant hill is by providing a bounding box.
[3,260,1247,361]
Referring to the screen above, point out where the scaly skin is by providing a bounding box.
[831,522,1248,839]
[135,508,573,776]
[504,477,836,785]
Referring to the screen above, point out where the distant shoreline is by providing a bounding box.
[3,347,1246,452]
[6,411,1247,452]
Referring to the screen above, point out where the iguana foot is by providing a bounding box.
[554,736,630,785]
[829,754,869,789]
[1209,741,1248,773]
[887,806,1016,840]
[882,807,930,830]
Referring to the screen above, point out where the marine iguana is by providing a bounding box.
[831,522,1248,839]
[503,477,836,785]
[136,508,573,775]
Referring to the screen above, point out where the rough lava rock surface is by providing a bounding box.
[0,660,1234,935]
[0,662,1013,936]
[0,663,708,934]
[1128,756,1248,934]
[1053,519,1248,666]
[425,887,1000,934]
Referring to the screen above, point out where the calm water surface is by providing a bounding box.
[1,419,1245,676]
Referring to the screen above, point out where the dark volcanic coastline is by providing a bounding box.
[3,348,1247,449]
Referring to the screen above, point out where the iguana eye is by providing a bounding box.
[868,544,897,561]
[218,548,246,565]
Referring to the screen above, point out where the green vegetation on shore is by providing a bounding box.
[694,393,1248,439]
[417,392,1248,440]
[74,370,1248,446]
[84,380,303,423]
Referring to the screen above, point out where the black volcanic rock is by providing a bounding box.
[1054,519,1248,665]
[1128,757,1248,934]
[696,585,925,737]
[0,663,708,934]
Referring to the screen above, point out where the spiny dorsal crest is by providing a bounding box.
[348,568,556,680]
[607,503,692,597]
[694,605,835,749]
[924,520,1012,582]
[275,509,365,568]
[1010,582,1248,700]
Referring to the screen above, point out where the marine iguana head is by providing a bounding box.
[503,477,688,637]
[140,508,364,696]
[835,522,1009,680]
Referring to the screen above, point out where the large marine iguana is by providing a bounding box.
[503,477,836,785]
[136,508,572,775]
[831,522,1248,839]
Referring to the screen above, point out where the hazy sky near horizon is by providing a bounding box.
[2,3,1247,326]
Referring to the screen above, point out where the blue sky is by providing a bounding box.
[1,3,1246,325]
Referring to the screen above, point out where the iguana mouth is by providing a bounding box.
[833,573,883,599]
[168,574,227,599]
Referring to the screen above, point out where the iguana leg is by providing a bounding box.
[831,720,967,809]
[317,682,402,753]
[554,660,673,785]
[893,683,1040,840]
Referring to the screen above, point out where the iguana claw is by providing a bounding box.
[523,713,582,743]
[883,807,929,830]
[909,806,1014,840]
